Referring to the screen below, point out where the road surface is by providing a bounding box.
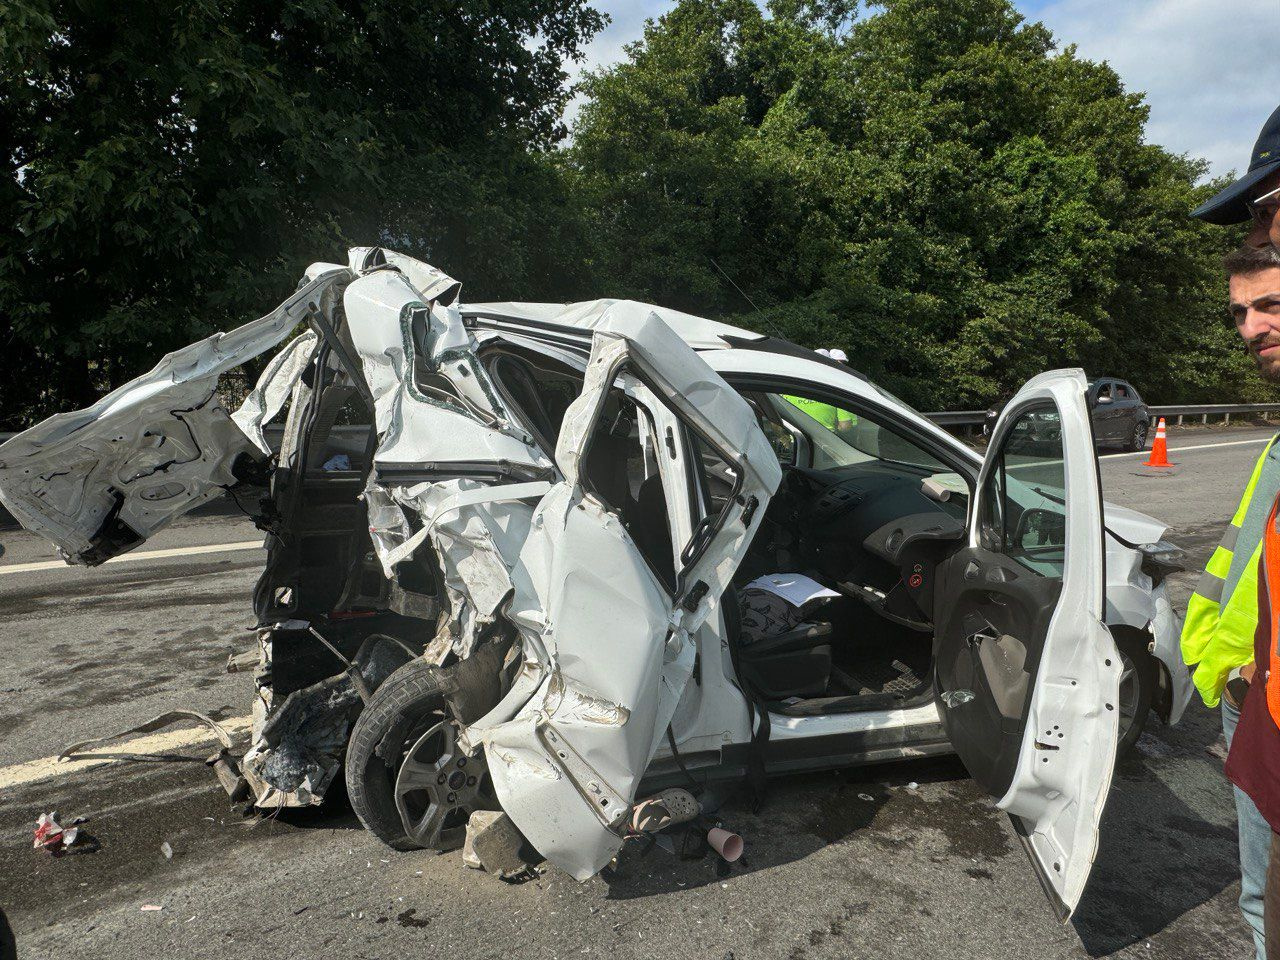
[0,425,1271,960]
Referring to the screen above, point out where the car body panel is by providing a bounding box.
[462,303,780,880]
[953,369,1121,917]
[0,268,347,565]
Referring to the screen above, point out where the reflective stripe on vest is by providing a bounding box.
[1182,435,1280,706]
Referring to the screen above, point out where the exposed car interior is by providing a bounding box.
[479,344,977,718]
[700,388,969,716]
[251,344,434,697]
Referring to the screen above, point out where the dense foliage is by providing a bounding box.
[566,0,1257,409]
[1,0,1261,426]
[0,0,604,422]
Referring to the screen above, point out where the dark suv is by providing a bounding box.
[984,377,1150,452]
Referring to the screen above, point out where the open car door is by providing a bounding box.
[0,269,347,565]
[467,302,781,880]
[933,369,1120,918]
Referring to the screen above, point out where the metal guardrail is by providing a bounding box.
[4,404,1280,445]
[923,403,1280,430]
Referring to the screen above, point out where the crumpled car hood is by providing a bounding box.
[1102,501,1168,546]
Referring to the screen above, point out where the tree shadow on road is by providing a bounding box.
[0,907,15,960]
[599,756,974,900]
[1072,702,1247,956]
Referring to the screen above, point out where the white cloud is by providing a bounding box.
[564,0,676,125]
[1028,0,1280,179]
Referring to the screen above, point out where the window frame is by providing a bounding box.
[978,398,1069,579]
[722,374,973,484]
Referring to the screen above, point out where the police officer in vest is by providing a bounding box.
[1188,107,1280,955]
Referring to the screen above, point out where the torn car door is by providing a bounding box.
[466,302,782,880]
[932,369,1120,918]
[0,268,348,565]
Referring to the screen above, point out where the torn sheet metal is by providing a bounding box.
[0,269,349,565]
[466,303,781,881]
[367,478,546,660]
[342,269,546,464]
[231,331,320,455]
[242,672,360,807]
[345,264,554,661]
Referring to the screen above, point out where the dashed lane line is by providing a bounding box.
[0,716,253,791]
[1100,436,1273,458]
[0,540,263,576]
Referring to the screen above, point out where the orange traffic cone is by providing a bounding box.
[1143,417,1174,468]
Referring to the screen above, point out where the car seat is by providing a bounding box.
[730,588,834,701]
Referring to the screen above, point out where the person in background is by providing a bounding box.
[1190,104,1280,957]
[1181,243,1280,959]
[783,348,857,434]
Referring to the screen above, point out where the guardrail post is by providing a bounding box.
[1177,414,1184,426]
[1202,413,1209,424]
[1226,413,1231,424]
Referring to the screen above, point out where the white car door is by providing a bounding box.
[0,268,348,564]
[932,368,1120,918]
[467,302,781,880]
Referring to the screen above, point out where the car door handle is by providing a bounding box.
[965,626,998,649]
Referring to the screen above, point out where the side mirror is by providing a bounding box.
[1014,507,1066,553]
[761,419,799,465]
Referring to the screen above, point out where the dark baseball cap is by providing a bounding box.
[1192,103,1280,224]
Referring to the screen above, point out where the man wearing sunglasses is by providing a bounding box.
[1189,103,1280,958]
[1194,104,1280,248]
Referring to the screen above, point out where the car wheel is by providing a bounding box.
[1114,633,1156,759]
[345,657,499,851]
[1126,420,1149,453]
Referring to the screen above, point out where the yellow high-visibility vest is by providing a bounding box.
[783,395,857,432]
[1182,435,1280,706]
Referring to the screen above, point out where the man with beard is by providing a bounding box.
[1186,103,1280,957]
[1181,243,1280,958]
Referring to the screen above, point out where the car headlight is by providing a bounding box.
[1138,540,1186,584]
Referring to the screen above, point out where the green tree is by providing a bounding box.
[0,0,604,425]
[567,0,1253,410]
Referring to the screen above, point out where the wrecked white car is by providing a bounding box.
[0,248,1190,917]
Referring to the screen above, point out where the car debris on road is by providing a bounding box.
[0,247,1195,918]
[32,811,91,855]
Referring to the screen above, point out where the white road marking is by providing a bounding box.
[0,539,263,576]
[0,716,252,791]
[1100,436,1273,459]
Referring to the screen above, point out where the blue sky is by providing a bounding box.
[571,0,1280,181]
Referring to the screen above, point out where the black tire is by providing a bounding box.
[1127,420,1149,453]
[1114,632,1156,759]
[345,658,451,850]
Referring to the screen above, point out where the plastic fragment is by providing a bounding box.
[33,811,88,855]
[161,842,174,860]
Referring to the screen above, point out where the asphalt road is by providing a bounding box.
[0,424,1273,960]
